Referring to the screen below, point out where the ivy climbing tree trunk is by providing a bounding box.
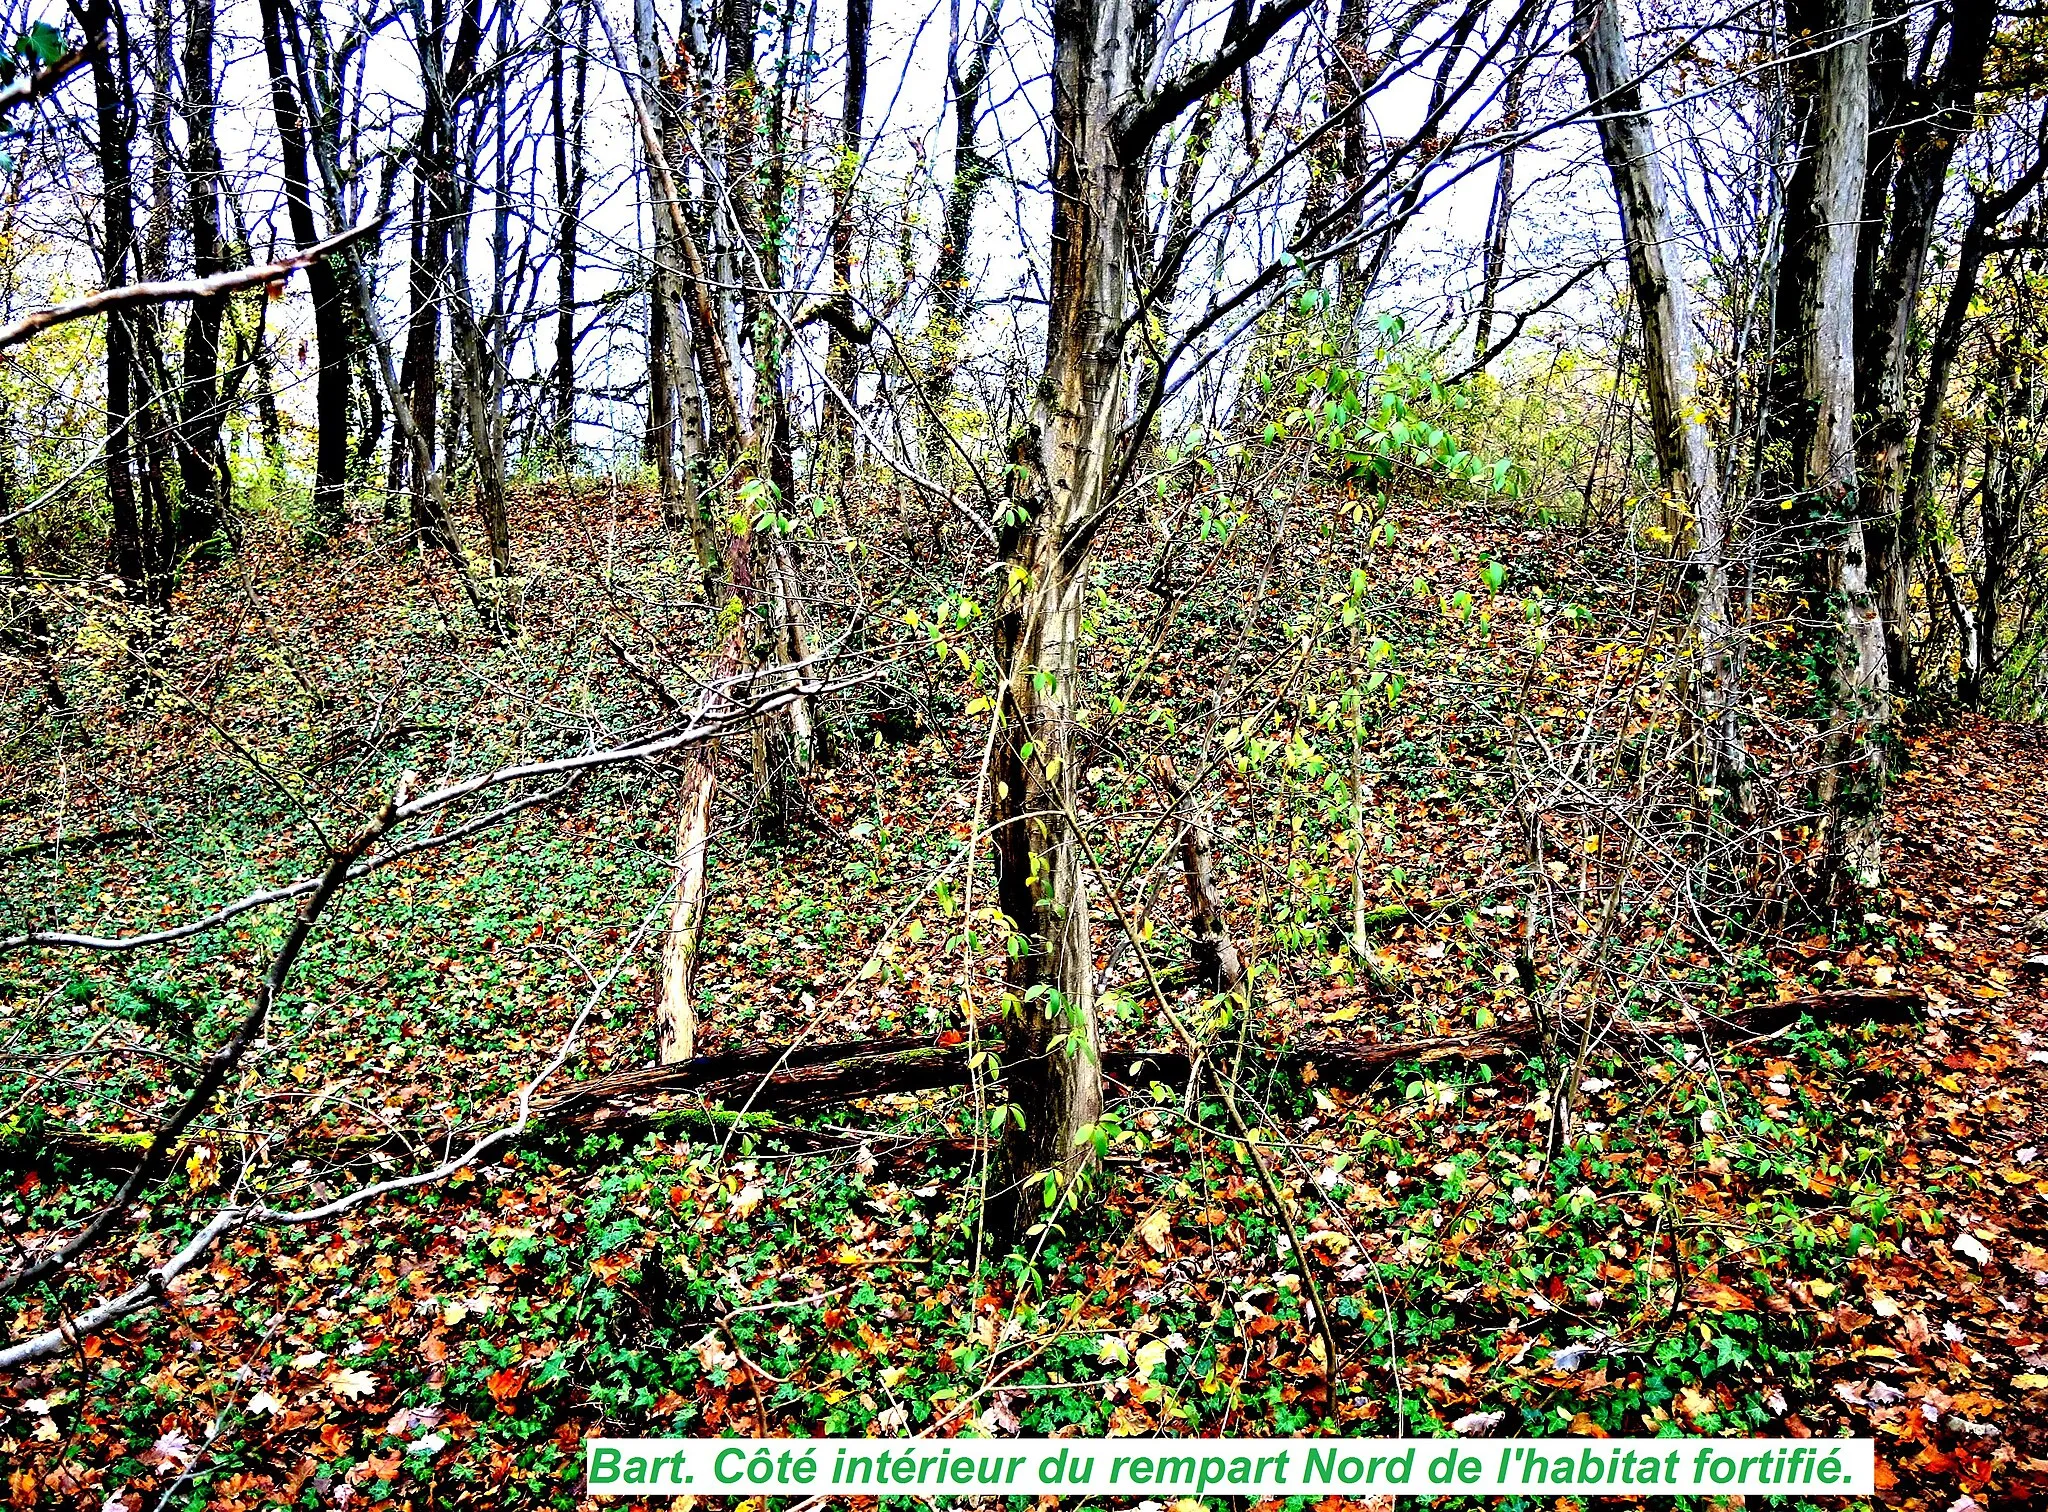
[990,0,1312,1230]
[1782,0,1886,893]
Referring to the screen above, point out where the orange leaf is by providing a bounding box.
[486,1368,527,1413]
[1689,1282,1756,1311]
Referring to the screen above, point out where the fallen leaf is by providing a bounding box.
[485,1369,526,1413]
[1136,1208,1173,1256]
[328,1368,378,1402]
[1690,1282,1756,1311]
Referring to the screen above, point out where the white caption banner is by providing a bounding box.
[586,1436,1873,1497]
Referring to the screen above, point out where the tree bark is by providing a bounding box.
[820,0,870,489]
[87,1,147,605]
[1572,0,1742,801]
[923,0,1002,465]
[258,0,351,535]
[594,0,757,1064]
[1783,0,1885,893]
[1854,0,1994,690]
[176,0,230,549]
[552,0,588,458]
[989,0,1311,1230]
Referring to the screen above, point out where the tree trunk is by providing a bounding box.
[1,412,64,708]
[923,0,1002,466]
[258,0,351,535]
[1320,0,1368,298]
[1854,0,1993,690]
[989,0,1311,1230]
[1785,0,1885,893]
[1893,126,2048,701]
[552,0,588,459]
[639,0,698,534]
[1971,344,2031,701]
[990,0,1158,1227]
[1472,2,1533,363]
[1572,0,1742,801]
[820,0,870,490]
[595,0,756,1064]
[178,0,230,549]
[745,5,818,831]
[87,2,145,604]
[1158,755,1242,996]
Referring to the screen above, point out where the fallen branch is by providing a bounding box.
[0,219,387,351]
[8,990,1923,1176]
[541,986,1926,1136]
[0,825,146,862]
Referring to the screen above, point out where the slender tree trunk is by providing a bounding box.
[990,0,1155,1227]
[143,0,172,281]
[820,0,869,492]
[88,2,144,602]
[390,173,428,505]
[0,385,64,706]
[923,0,1001,464]
[258,0,352,534]
[1892,129,2048,702]
[1321,0,1367,299]
[1158,756,1242,995]
[595,0,756,1064]
[635,0,686,523]
[1472,2,1534,363]
[178,0,230,549]
[1786,0,1885,893]
[1969,348,2032,701]
[552,0,588,459]
[746,4,818,831]
[134,0,176,588]
[1573,0,1742,800]
[719,0,765,412]
[1853,0,1993,690]
[988,0,1310,1230]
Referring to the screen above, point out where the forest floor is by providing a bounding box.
[2,484,2046,1511]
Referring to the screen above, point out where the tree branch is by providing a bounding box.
[1117,0,1315,165]
[0,41,93,119]
[0,219,386,351]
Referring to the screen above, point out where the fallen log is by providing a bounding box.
[7,988,1921,1172]
[544,985,1927,1134]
